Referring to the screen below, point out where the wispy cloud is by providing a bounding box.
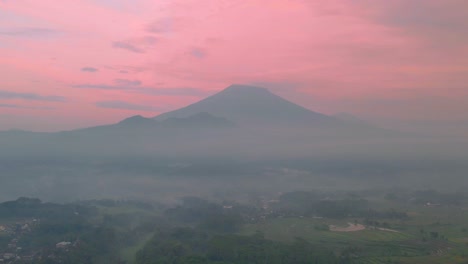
[0,90,66,102]
[81,67,99,72]
[190,47,206,59]
[104,65,149,74]
[112,41,145,53]
[112,36,157,54]
[71,80,208,97]
[146,17,173,34]
[114,79,141,86]
[95,100,162,112]
[0,103,54,110]
[141,87,210,96]
[352,0,468,46]
[0,103,17,108]
[140,36,158,45]
[249,81,303,92]
[0,27,60,38]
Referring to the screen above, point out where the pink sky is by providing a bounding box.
[0,0,467,132]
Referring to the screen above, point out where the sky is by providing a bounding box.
[0,0,467,133]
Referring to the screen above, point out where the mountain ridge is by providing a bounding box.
[153,84,342,127]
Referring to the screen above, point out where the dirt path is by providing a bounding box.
[376,227,401,233]
[329,223,365,232]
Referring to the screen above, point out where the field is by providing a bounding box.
[3,192,468,263]
[241,199,468,263]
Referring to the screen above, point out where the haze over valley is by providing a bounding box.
[1,1,468,263]
[1,84,467,203]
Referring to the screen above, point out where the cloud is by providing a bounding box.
[146,17,173,34]
[114,79,141,86]
[249,81,303,92]
[104,65,149,73]
[0,27,60,38]
[351,0,468,46]
[117,66,148,73]
[111,36,158,54]
[81,67,99,72]
[0,0,466,131]
[92,0,134,11]
[112,41,145,53]
[95,100,160,111]
[0,103,17,108]
[140,36,158,45]
[140,87,210,97]
[0,90,66,102]
[190,48,206,59]
[71,84,127,90]
[71,80,209,97]
[0,103,54,110]
[375,1,467,29]
[71,79,137,91]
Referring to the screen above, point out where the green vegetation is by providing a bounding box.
[1,189,468,263]
[136,229,337,264]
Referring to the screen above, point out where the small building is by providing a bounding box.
[22,255,33,262]
[56,241,72,249]
[3,253,15,260]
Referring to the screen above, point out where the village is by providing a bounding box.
[0,218,41,263]
[0,217,78,264]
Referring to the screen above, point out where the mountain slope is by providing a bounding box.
[333,113,375,127]
[161,112,234,128]
[70,112,232,135]
[0,84,401,159]
[154,84,342,127]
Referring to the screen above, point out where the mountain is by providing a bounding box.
[161,112,234,128]
[0,84,400,159]
[154,84,342,127]
[70,112,232,135]
[117,115,158,127]
[333,113,375,127]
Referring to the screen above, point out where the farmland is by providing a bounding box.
[240,192,468,264]
[2,188,468,263]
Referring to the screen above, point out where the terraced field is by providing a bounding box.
[241,214,468,263]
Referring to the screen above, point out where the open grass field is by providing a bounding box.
[121,233,154,264]
[240,201,468,263]
[91,203,163,263]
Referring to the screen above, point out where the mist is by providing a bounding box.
[2,0,468,262]
[1,85,468,264]
[1,92,468,202]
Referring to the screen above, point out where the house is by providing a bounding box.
[22,255,33,262]
[56,241,72,249]
[3,253,15,260]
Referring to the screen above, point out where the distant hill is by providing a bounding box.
[0,84,403,159]
[117,115,159,127]
[69,112,233,135]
